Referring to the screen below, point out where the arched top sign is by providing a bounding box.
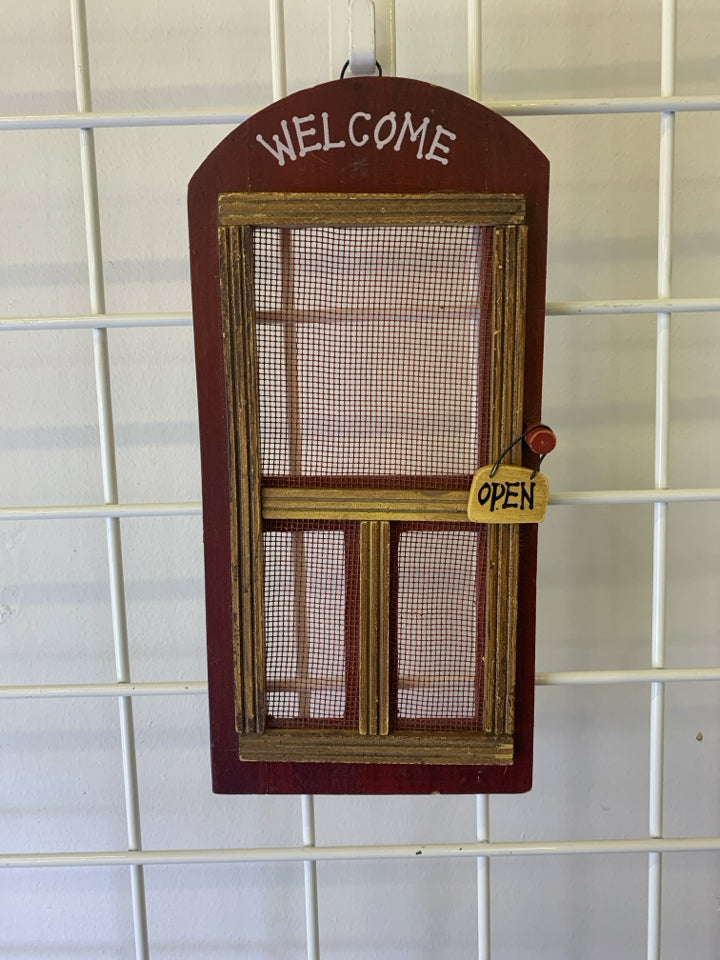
[189,77,550,795]
[189,75,548,193]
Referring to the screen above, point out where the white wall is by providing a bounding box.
[2,2,720,958]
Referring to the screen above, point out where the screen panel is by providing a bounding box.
[393,524,486,732]
[254,224,494,487]
[263,523,360,730]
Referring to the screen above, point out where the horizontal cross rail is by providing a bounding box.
[3,835,720,870]
[1,667,719,701]
[3,487,720,524]
[1,299,719,333]
[3,95,720,132]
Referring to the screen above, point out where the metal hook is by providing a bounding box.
[347,0,377,77]
[340,59,382,79]
[530,454,547,480]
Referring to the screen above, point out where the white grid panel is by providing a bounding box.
[2,1,720,958]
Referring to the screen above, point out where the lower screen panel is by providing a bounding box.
[393,524,486,732]
[263,522,360,730]
[261,519,488,740]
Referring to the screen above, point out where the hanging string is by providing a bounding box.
[490,425,550,480]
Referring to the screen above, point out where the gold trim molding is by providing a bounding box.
[219,193,528,764]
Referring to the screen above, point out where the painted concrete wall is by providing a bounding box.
[1,2,719,957]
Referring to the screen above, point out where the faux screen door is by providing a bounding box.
[218,193,527,765]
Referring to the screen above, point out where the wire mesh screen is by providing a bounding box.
[263,522,360,729]
[255,224,495,487]
[254,223,495,731]
[392,524,486,730]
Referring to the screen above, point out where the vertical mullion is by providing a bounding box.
[367,523,379,737]
[467,0,483,103]
[359,520,390,736]
[648,1,676,958]
[476,793,491,960]
[485,225,524,738]
[468,11,491,953]
[239,228,267,732]
[374,0,397,77]
[280,234,311,721]
[230,227,257,731]
[219,229,245,729]
[269,0,287,106]
[268,6,320,958]
[504,226,527,735]
[494,227,522,736]
[359,522,372,735]
[226,226,266,733]
[378,522,390,736]
[69,3,149,959]
[483,228,505,733]
[301,795,321,959]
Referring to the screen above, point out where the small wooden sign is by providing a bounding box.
[467,465,549,524]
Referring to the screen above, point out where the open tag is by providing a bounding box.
[467,464,549,524]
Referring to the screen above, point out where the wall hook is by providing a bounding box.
[347,0,377,77]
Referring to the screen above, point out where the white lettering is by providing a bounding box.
[292,114,322,158]
[373,111,397,150]
[322,112,346,151]
[394,112,430,159]
[348,111,371,147]
[425,124,457,165]
[255,120,297,166]
[255,110,457,166]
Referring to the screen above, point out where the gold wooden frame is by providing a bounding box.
[218,193,527,765]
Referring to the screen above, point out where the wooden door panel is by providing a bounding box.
[189,77,549,793]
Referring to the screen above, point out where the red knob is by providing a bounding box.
[524,423,557,456]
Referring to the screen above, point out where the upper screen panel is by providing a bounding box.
[254,223,494,486]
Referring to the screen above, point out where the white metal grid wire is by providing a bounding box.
[1,1,719,958]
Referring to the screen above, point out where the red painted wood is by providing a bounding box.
[524,424,557,456]
[188,76,549,794]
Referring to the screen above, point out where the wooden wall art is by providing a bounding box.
[188,76,551,794]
